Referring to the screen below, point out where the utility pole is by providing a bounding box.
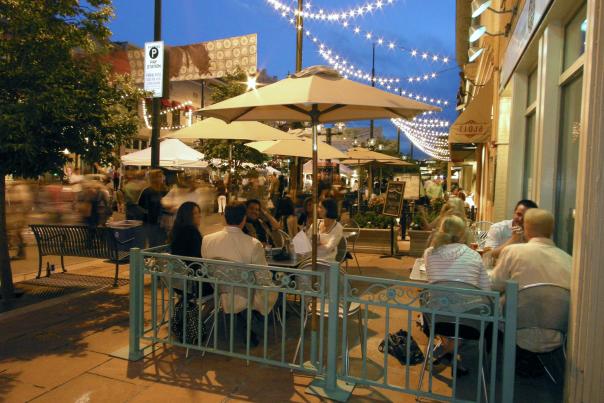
[150,0,162,168]
[295,0,304,72]
[369,42,376,140]
[396,88,401,155]
[290,0,304,199]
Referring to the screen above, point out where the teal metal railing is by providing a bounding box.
[127,247,517,402]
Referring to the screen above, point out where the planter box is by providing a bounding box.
[354,227,398,255]
[409,229,431,257]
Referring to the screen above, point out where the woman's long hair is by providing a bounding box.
[171,201,201,241]
[430,215,467,249]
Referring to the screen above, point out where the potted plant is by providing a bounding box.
[408,198,444,257]
[352,211,398,254]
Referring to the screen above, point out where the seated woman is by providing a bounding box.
[276,196,299,239]
[297,197,313,232]
[170,202,213,297]
[306,198,344,262]
[421,215,491,375]
[419,198,476,245]
[423,215,490,289]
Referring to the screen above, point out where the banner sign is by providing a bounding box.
[144,41,164,97]
[382,181,406,217]
[112,34,258,83]
[449,119,492,143]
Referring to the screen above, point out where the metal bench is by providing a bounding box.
[30,224,133,286]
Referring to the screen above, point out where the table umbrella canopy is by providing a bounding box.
[245,139,347,159]
[200,66,439,124]
[121,138,206,167]
[164,117,295,141]
[341,147,415,166]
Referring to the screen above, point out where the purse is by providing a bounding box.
[378,329,424,365]
[171,299,203,345]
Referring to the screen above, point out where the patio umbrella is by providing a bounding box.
[245,138,347,159]
[200,66,437,377]
[341,147,415,207]
[164,117,295,141]
[120,138,206,167]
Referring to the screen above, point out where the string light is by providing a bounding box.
[141,100,194,130]
[392,118,450,160]
[266,0,395,22]
[268,0,452,65]
[312,35,451,107]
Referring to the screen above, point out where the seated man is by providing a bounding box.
[202,202,277,345]
[484,199,538,259]
[243,198,281,246]
[490,209,571,373]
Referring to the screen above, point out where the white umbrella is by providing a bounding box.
[121,138,205,167]
[164,117,295,141]
[245,138,347,159]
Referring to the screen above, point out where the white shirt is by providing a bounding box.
[307,220,344,262]
[484,219,513,249]
[423,244,491,290]
[490,237,571,352]
[202,226,276,315]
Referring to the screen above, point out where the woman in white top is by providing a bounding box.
[423,215,490,290]
[422,215,491,375]
[307,198,343,262]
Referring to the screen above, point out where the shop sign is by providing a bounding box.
[382,181,406,217]
[144,41,164,98]
[450,119,491,143]
[500,0,553,90]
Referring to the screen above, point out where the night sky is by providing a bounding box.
[108,0,458,159]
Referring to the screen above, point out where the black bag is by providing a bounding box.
[171,299,202,345]
[378,329,424,365]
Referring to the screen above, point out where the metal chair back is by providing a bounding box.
[335,236,348,264]
[517,283,570,336]
[421,280,495,340]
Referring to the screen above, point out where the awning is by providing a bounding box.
[449,78,493,144]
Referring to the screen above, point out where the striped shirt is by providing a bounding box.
[423,243,491,290]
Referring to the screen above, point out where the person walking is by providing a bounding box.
[216,179,227,215]
[138,170,168,247]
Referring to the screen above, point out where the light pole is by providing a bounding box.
[369,42,376,140]
[295,0,304,72]
[150,0,162,168]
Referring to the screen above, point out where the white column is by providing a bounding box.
[501,74,527,219]
[533,23,563,211]
[565,0,604,401]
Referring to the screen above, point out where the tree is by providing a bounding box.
[198,68,268,167]
[0,1,143,303]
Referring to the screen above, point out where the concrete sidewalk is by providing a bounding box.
[0,248,560,402]
[0,253,419,402]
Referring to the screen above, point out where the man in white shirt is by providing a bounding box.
[490,208,571,374]
[484,199,538,259]
[202,202,277,346]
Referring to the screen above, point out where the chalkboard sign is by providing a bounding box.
[382,181,406,217]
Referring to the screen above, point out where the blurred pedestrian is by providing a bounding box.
[216,179,227,215]
[6,180,32,260]
[138,170,168,247]
[123,170,146,220]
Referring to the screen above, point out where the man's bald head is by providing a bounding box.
[523,209,555,240]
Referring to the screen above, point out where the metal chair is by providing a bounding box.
[342,219,362,273]
[417,280,495,403]
[335,236,348,265]
[271,229,291,248]
[292,259,365,374]
[472,221,493,249]
[516,283,570,383]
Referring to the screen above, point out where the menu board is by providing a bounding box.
[382,181,406,217]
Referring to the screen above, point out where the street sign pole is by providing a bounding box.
[150,0,162,168]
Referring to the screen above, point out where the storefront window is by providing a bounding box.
[523,112,535,198]
[527,69,537,106]
[563,3,587,70]
[555,75,582,254]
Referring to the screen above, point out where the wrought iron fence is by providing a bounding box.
[127,247,517,402]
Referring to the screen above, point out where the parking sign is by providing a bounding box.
[144,41,164,97]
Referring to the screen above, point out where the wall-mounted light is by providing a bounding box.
[246,74,258,91]
[468,46,484,62]
[471,0,515,19]
[469,20,509,43]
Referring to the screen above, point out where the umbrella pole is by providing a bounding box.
[310,104,319,367]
